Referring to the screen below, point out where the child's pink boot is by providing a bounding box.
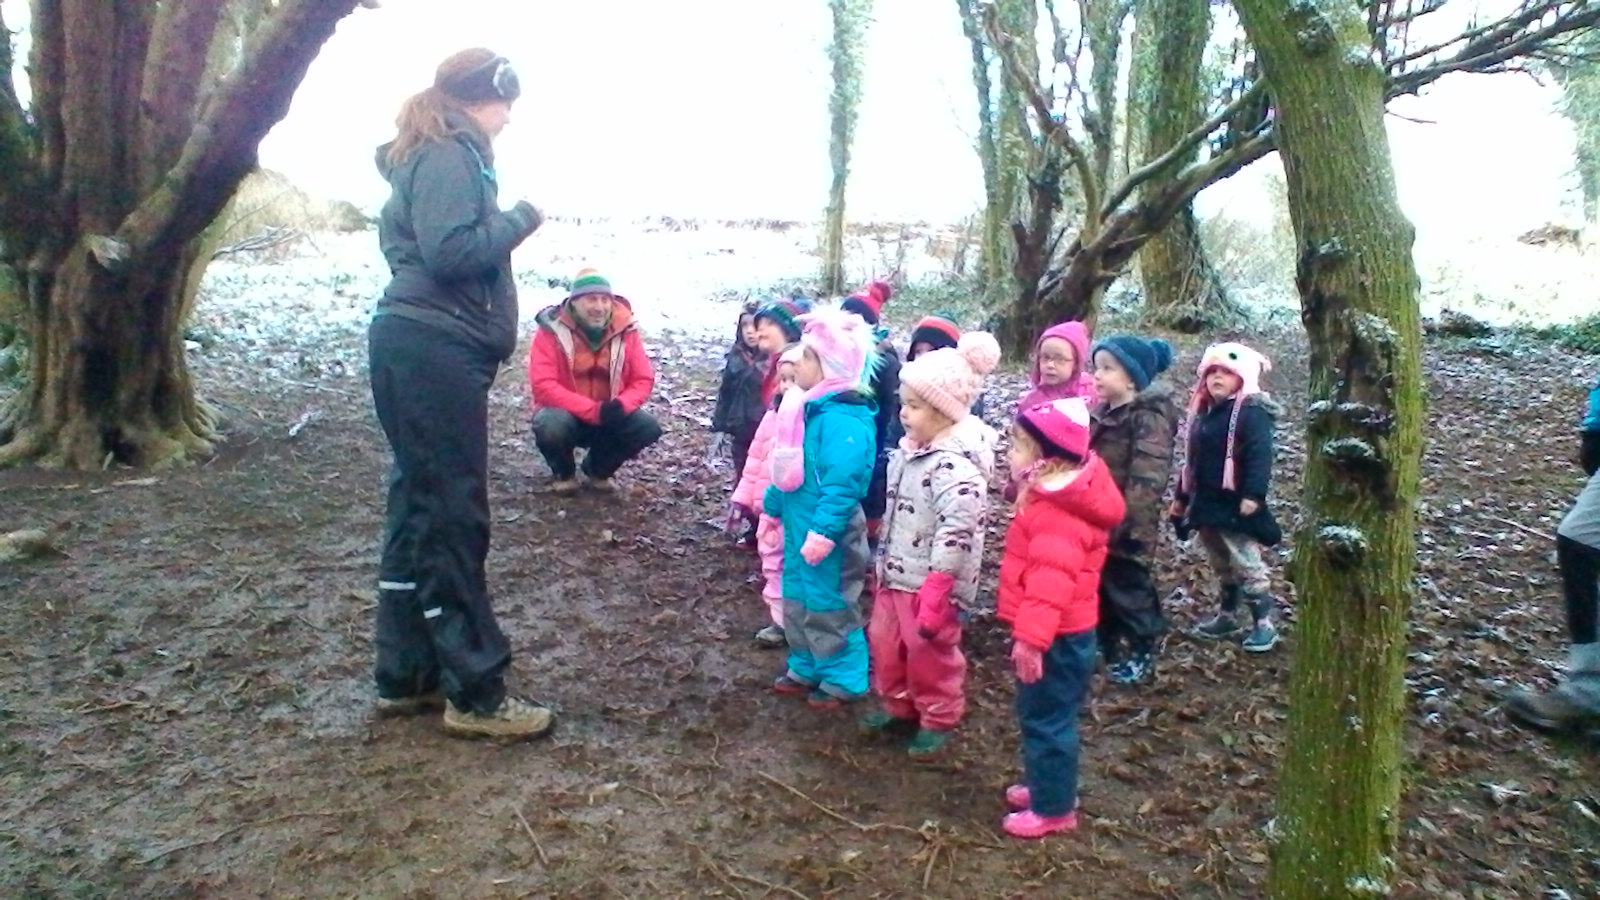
[1002,809,1078,839]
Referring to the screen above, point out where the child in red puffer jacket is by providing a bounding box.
[995,396,1125,840]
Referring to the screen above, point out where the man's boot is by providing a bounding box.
[1506,642,1600,732]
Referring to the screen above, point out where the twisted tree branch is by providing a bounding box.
[1388,0,1600,96]
[110,0,367,269]
[137,1,230,191]
[1103,82,1270,217]
[984,4,1100,227]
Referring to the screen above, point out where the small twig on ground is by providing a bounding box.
[625,783,670,808]
[513,805,550,867]
[724,864,811,900]
[1093,817,1185,853]
[76,699,146,714]
[692,847,749,898]
[280,379,356,398]
[1487,515,1555,543]
[141,800,394,865]
[756,772,922,837]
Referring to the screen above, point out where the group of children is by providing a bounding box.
[710,283,1283,839]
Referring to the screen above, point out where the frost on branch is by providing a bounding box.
[1287,0,1338,55]
[1308,399,1393,435]
[1321,436,1391,487]
[1317,523,1369,567]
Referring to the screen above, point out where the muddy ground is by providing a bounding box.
[2,323,1598,899]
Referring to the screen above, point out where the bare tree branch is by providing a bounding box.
[1389,1,1600,96]
[1102,80,1269,215]
[984,4,1100,224]
[111,0,367,268]
[114,5,157,198]
[59,1,125,228]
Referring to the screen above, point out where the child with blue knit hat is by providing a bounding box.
[1088,335,1182,683]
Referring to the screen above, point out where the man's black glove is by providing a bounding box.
[1582,429,1600,477]
[600,399,626,427]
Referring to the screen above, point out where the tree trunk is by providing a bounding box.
[955,0,1010,304]
[822,0,872,296]
[5,245,214,468]
[992,0,1037,310]
[1132,0,1236,332]
[1230,0,1425,896]
[1550,41,1600,230]
[1140,207,1236,332]
[0,0,365,468]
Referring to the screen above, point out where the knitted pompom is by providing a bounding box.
[957,331,1002,376]
[1149,338,1174,374]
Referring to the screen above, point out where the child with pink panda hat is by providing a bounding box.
[1171,342,1285,653]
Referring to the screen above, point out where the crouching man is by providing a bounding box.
[527,268,661,491]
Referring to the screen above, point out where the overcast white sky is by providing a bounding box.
[3,0,1582,239]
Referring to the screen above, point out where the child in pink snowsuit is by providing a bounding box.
[1007,321,1095,501]
[732,346,802,649]
[863,331,1001,758]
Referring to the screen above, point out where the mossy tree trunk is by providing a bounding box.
[821,0,873,295]
[955,0,1013,307]
[1229,0,1425,895]
[0,0,366,468]
[1130,0,1237,332]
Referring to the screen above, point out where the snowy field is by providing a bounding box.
[190,216,1600,385]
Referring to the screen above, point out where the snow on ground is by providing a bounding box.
[193,218,964,365]
[191,216,1600,387]
[1415,234,1600,326]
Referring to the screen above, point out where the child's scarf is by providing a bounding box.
[769,309,876,492]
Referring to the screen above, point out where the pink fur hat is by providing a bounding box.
[798,307,877,391]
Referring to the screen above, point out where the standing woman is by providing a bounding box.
[368,49,551,739]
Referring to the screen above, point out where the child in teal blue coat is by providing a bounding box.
[764,307,879,707]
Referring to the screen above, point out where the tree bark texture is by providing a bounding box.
[991,0,1037,313]
[955,0,1012,304]
[0,0,364,468]
[1130,0,1236,332]
[1229,0,1425,896]
[822,0,872,296]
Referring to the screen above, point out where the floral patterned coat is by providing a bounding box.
[875,415,997,609]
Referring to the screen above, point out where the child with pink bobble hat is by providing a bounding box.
[862,330,1001,759]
